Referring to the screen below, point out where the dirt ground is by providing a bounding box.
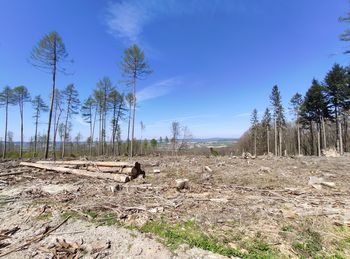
[1,155,350,258]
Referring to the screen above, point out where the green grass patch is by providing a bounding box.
[36,211,53,221]
[292,227,323,258]
[61,210,120,226]
[137,219,281,258]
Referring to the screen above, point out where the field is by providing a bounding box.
[1,155,350,258]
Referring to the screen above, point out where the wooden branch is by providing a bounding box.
[19,162,130,183]
[0,216,71,258]
[0,171,25,177]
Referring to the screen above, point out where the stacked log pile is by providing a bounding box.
[19,161,145,183]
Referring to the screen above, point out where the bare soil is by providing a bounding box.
[1,155,350,258]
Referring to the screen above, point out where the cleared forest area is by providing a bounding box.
[1,155,350,258]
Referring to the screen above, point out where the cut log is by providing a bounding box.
[36,160,136,167]
[19,162,130,183]
[175,179,189,190]
[85,166,138,177]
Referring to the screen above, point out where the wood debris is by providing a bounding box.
[39,238,84,258]
[20,161,145,183]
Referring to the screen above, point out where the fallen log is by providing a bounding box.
[19,162,130,183]
[85,166,138,177]
[36,160,136,167]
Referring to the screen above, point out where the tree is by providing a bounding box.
[13,86,31,158]
[30,31,70,159]
[261,108,272,154]
[109,89,125,155]
[0,86,15,158]
[140,121,145,155]
[94,77,113,155]
[150,138,158,152]
[121,44,152,157]
[250,109,259,156]
[125,92,134,155]
[81,96,96,157]
[171,121,180,155]
[290,92,303,156]
[270,85,285,156]
[323,64,349,154]
[52,89,64,158]
[31,95,48,156]
[61,84,80,158]
[300,79,330,156]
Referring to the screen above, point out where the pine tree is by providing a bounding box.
[323,64,349,154]
[125,92,134,155]
[270,85,285,156]
[261,108,272,154]
[109,89,125,155]
[31,95,48,157]
[61,84,80,158]
[290,92,303,156]
[250,109,259,156]
[81,96,96,157]
[121,45,152,157]
[13,86,31,158]
[53,89,63,158]
[30,32,70,159]
[0,86,16,158]
[300,79,330,156]
[94,77,113,155]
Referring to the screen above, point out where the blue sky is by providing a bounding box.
[0,0,349,141]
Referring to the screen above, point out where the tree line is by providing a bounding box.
[0,31,153,159]
[238,8,350,157]
[238,63,350,156]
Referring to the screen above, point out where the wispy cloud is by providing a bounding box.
[147,114,218,129]
[104,0,250,43]
[137,77,180,102]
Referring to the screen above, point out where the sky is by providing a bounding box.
[0,0,349,141]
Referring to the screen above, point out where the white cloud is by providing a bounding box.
[104,0,251,43]
[137,77,180,102]
[105,1,150,42]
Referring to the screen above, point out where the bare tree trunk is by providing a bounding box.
[34,111,39,157]
[254,129,257,156]
[266,127,270,154]
[297,122,301,156]
[322,117,327,150]
[127,103,131,155]
[130,79,136,158]
[62,105,70,158]
[19,101,24,158]
[274,120,277,156]
[98,108,102,156]
[339,120,343,155]
[343,117,348,152]
[2,101,8,159]
[111,105,116,155]
[91,106,97,157]
[44,42,57,159]
[317,123,321,157]
[310,121,315,156]
[278,127,282,157]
